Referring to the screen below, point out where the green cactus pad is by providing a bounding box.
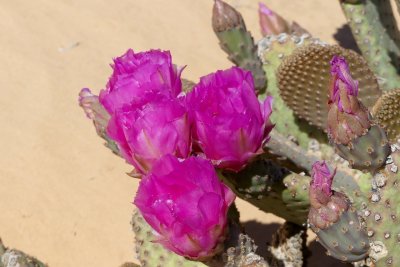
[312,206,369,262]
[221,159,310,225]
[334,125,390,173]
[258,34,327,148]
[215,25,266,93]
[341,0,400,91]
[131,210,210,267]
[277,44,381,131]
[362,150,400,266]
[1,249,47,267]
[78,89,120,156]
[372,89,400,142]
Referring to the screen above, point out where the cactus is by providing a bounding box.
[266,222,306,267]
[225,234,269,267]
[360,149,400,265]
[258,34,327,148]
[340,0,400,91]
[131,209,210,267]
[0,239,47,267]
[212,0,266,93]
[372,88,400,142]
[221,159,311,225]
[77,0,400,266]
[278,44,381,131]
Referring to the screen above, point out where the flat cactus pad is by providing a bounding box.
[372,88,400,142]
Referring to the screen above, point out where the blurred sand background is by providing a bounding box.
[0,0,364,266]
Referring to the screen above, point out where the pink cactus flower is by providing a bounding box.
[134,155,235,260]
[187,67,273,172]
[99,49,183,114]
[107,96,191,175]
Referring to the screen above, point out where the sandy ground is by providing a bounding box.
[0,0,356,266]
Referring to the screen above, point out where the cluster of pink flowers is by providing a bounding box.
[82,49,273,259]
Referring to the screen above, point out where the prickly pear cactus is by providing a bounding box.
[212,0,266,93]
[77,0,400,266]
[258,34,326,147]
[0,239,47,267]
[362,149,400,266]
[372,88,400,142]
[131,210,210,267]
[278,44,381,131]
[341,0,400,90]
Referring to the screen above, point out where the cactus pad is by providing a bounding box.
[131,210,209,267]
[372,88,400,142]
[312,205,369,262]
[1,249,47,267]
[334,125,390,173]
[258,34,328,147]
[221,159,311,225]
[362,149,400,265]
[225,234,269,267]
[278,44,381,130]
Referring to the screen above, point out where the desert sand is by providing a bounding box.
[0,0,356,266]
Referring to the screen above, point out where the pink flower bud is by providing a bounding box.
[107,96,191,175]
[310,161,334,198]
[309,161,348,229]
[187,67,273,171]
[258,2,289,36]
[134,155,235,260]
[99,49,183,114]
[327,56,371,145]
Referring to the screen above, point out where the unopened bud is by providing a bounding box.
[212,0,245,32]
[327,56,371,145]
[258,2,289,36]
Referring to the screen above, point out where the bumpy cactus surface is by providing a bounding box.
[78,0,400,266]
[0,239,47,267]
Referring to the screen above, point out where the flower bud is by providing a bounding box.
[187,67,273,172]
[212,0,245,32]
[134,155,235,260]
[258,2,290,36]
[308,161,369,262]
[327,56,371,145]
[107,96,191,175]
[308,162,347,229]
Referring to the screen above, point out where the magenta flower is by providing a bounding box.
[187,67,273,172]
[258,2,289,36]
[99,49,183,114]
[134,155,235,260]
[107,96,191,175]
[327,56,370,145]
